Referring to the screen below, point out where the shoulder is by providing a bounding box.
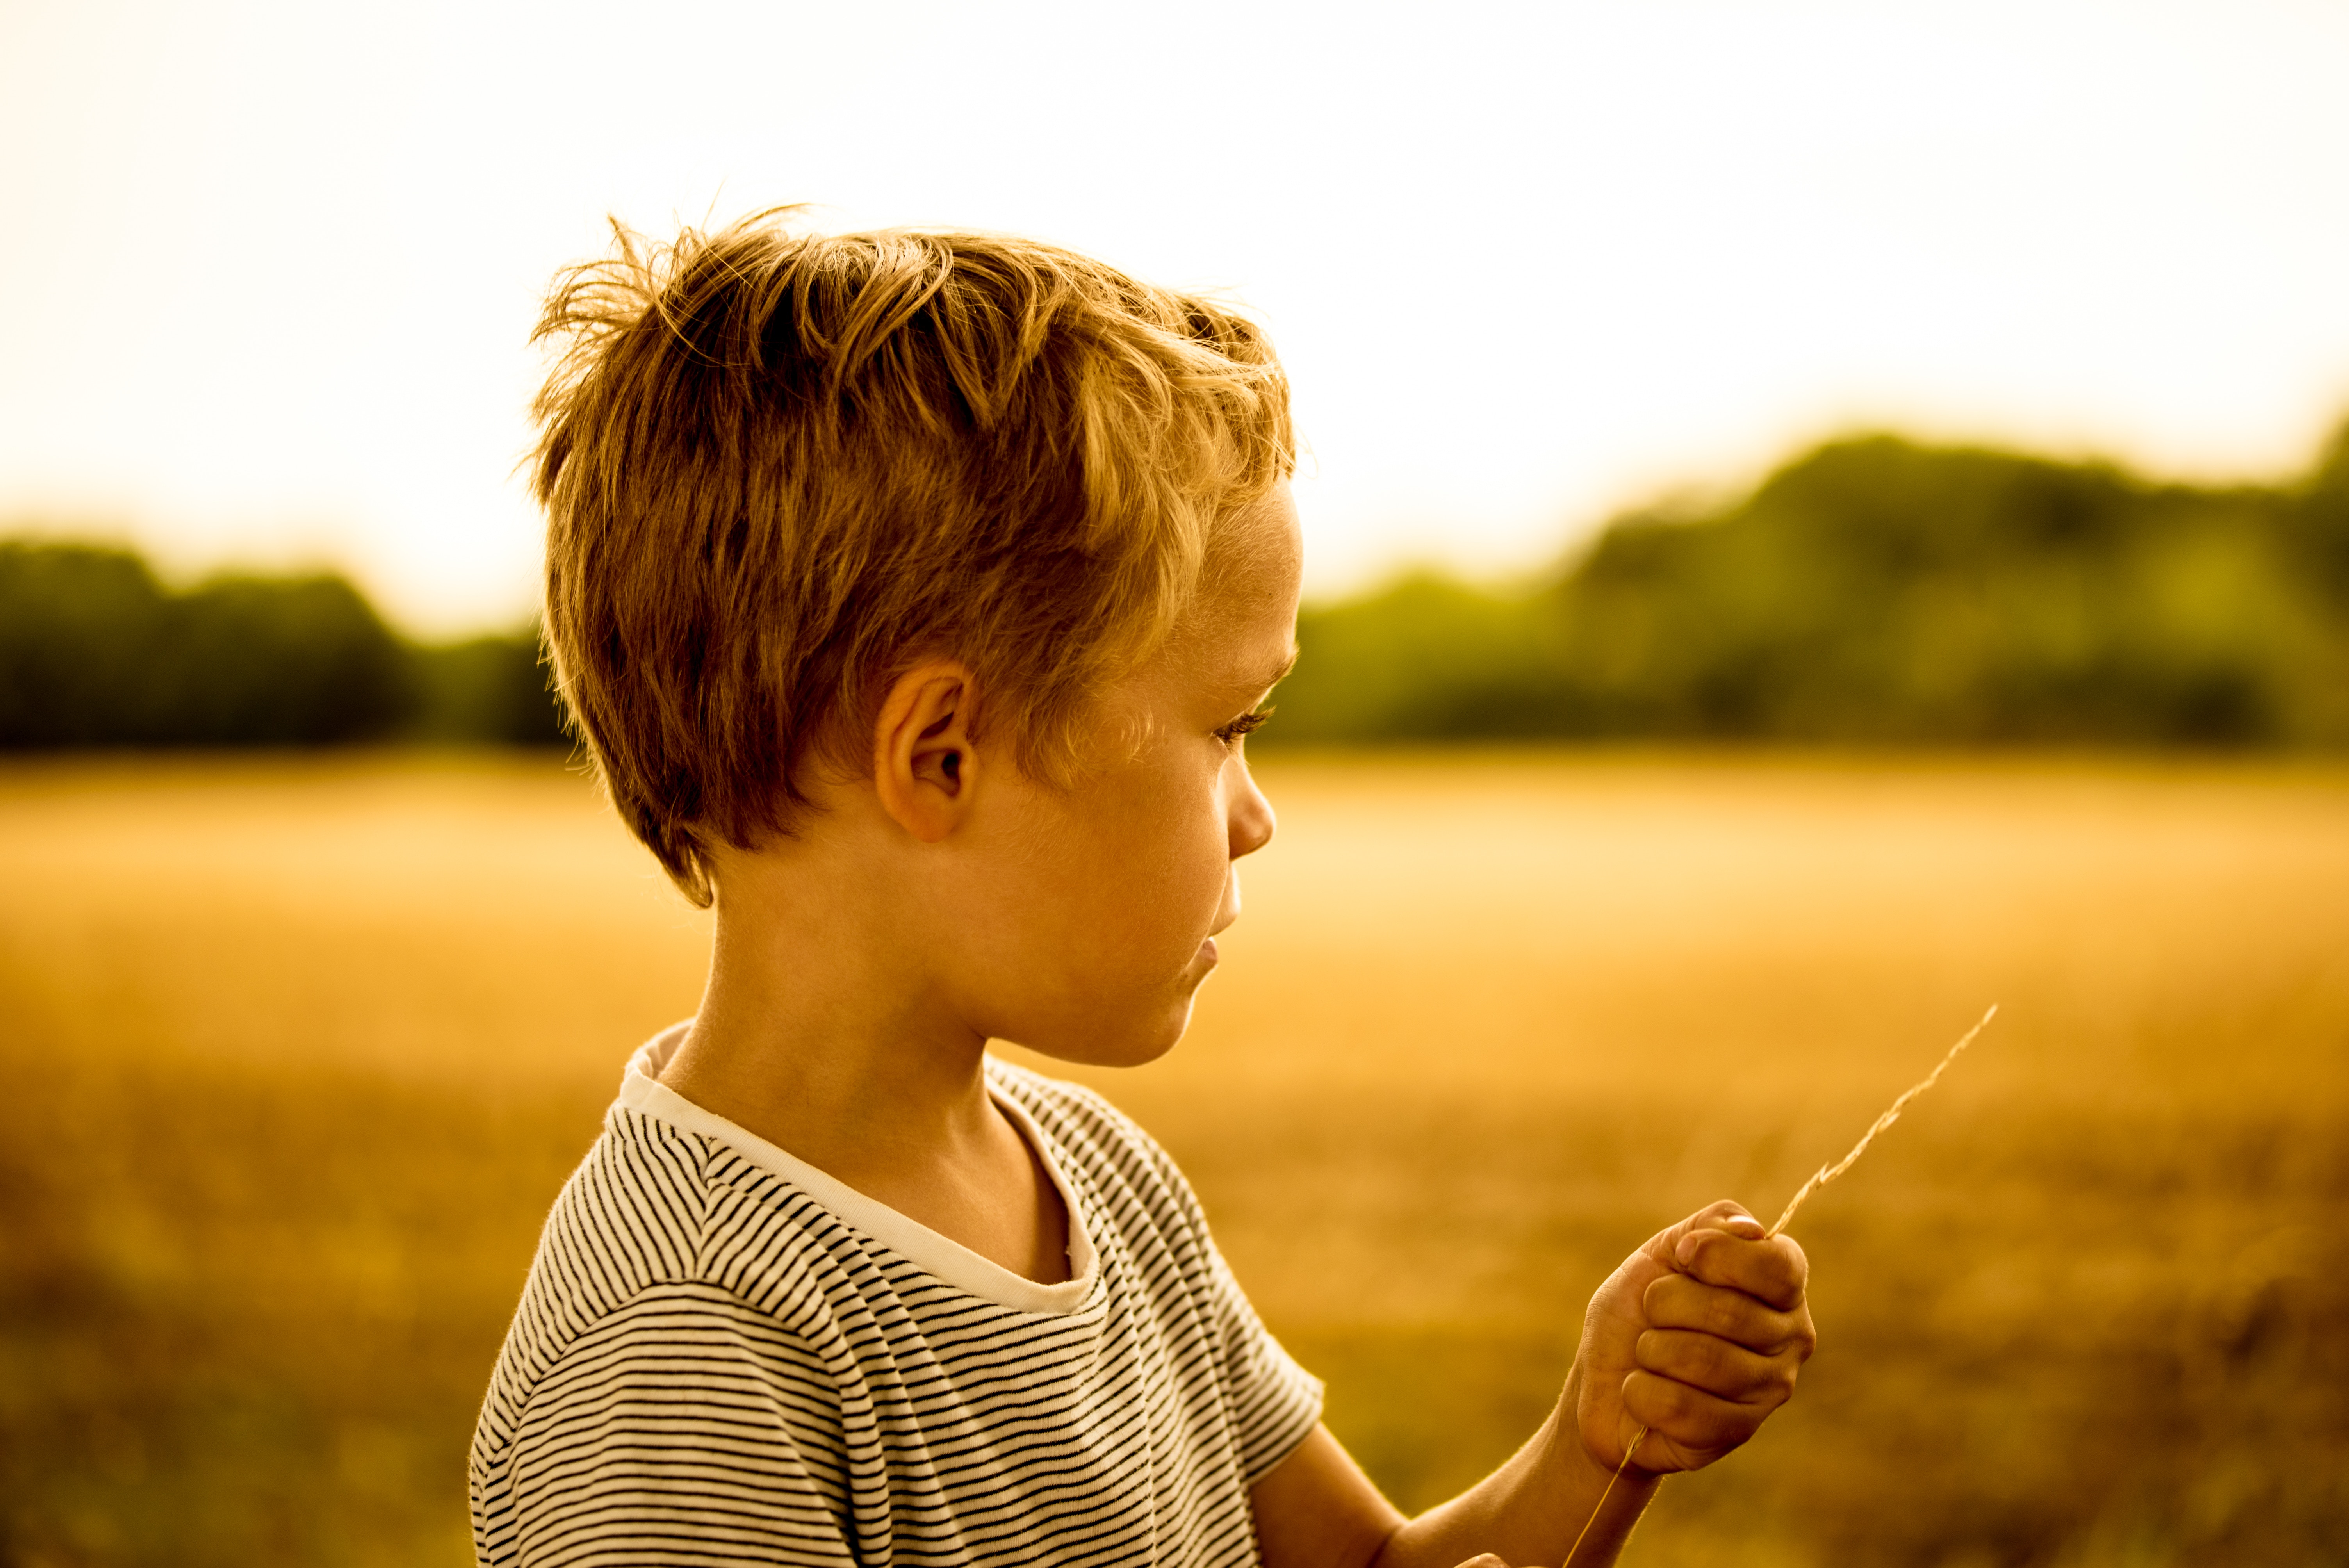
[533,1104,719,1315]
[472,1276,862,1568]
[474,1105,847,1458]
[474,1109,709,1443]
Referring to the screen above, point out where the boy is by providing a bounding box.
[471,212,1814,1568]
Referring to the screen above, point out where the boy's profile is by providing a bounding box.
[469,211,1815,1568]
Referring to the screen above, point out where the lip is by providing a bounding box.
[1197,937,1219,965]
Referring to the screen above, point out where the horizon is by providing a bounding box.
[9,414,2345,642]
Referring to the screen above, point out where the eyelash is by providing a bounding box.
[1214,708,1272,746]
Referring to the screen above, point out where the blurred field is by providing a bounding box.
[2,752,2345,1568]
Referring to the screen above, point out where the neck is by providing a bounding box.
[649,829,1069,1287]
[662,860,998,1186]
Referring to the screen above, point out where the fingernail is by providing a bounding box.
[1675,1233,1701,1265]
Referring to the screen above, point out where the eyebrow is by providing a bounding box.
[1249,645,1300,695]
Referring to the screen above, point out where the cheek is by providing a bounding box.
[1059,768,1231,945]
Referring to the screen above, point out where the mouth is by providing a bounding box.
[1199,895,1238,965]
[1200,909,1239,963]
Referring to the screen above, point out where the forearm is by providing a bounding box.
[1371,1382,1656,1568]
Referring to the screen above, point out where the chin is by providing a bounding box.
[1007,993,1198,1071]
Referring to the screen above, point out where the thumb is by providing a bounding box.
[1649,1200,1764,1269]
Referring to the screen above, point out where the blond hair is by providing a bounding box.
[531,210,1294,905]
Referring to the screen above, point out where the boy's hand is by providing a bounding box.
[1565,1199,1815,1475]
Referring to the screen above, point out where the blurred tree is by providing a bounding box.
[0,541,176,746]
[0,540,568,748]
[1265,573,1558,743]
[0,543,415,747]
[2283,415,2349,609]
[13,417,2349,755]
[158,573,416,744]
[1272,426,2349,748]
[407,630,570,747]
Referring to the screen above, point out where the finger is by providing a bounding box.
[1449,1558,1509,1568]
[1634,1327,1800,1404]
[1643,1273,1816,1358]
[1619,1368,1772,1468]
[1672,1228,1809,1312]
[1650,1199,1764,1263]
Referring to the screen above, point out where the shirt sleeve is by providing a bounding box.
[481,1286,861,1568]
[1107,1096,1325,1485]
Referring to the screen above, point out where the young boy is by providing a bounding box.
[470,212,1815,1568]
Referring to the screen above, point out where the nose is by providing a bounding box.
[1228,756,1276,861]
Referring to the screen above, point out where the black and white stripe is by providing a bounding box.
[471,1030,1322,1566]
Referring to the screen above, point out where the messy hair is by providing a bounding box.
[532,209,1294,905]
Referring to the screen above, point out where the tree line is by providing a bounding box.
[6,420,2347,750]
[1265,423,2349,747]
[0,542,565,748]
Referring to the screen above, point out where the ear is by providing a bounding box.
[872,661,980,844]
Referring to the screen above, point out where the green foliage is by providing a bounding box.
[406,634,570,748]
[1261,574,1560,743]
[16,421,2349,753]
[1272,427,2349,747]
[0,540,567,749]
[0,543,415,747]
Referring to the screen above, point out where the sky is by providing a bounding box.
[4,0,2349,635]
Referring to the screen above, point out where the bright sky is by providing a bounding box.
[5,0,2349,635]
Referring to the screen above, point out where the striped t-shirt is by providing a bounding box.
[469,1026,1324,1566]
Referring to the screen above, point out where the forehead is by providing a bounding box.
[1180,486,1303,689]
[1202,483,1302,598]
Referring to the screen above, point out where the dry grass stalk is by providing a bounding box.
[1767,1004,1998,1238]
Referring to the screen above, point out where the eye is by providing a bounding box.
[1213,707,1272,747]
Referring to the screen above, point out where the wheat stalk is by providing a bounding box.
[1768,1003,1997,1237]
[1561,1006,1998,1566]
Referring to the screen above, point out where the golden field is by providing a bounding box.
[1,752,2344,1567]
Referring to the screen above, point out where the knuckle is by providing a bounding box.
[1782,1242,1811,1289]
[1653,1331,1719,1384]
[1651,1376,1699,1421]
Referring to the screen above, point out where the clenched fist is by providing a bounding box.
[1566,1199,1816,1474]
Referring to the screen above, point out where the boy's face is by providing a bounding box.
[940,484,1302,1068]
